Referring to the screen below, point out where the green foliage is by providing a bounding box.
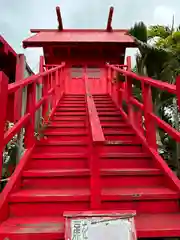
[116,72,126,82]
[148,25,172,39]
[129,22,147,43]
[129,21,180,174]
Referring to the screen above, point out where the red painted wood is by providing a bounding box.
[39,55,44,84]
[126,57,134,124]
[118,106,180,192]
[56,6,63,31]
[108,64,176,94]
[24,83,36,148]
[106,7,114,31]
[14,54,25,122]
[4,114,30,145]
[0,147,35,221]
[0,72,8,181]
[176,75,180,111]
[8,64,65,94]
[2,9,180,237]
[142,83,157,150]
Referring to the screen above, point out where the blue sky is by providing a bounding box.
[0,0,178,72]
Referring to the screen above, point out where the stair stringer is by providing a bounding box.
[111,97,180,192]
[0,100,62,223]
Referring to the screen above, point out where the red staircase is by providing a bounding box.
[0,60,180,239]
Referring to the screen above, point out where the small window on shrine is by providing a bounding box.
[71,65,83,78]
[87,65,101,78]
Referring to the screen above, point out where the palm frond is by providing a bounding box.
[129,22,147,43]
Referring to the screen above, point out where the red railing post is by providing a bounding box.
[117,80,124,107]
[85,76,105,209]
[109,69,113,97]
[14,54,25,122]
[59,68,63,98]
[90,142,102,209]
[125,56,134,124]
[142,83,157,149]
[39,56,44,84]
[135,109,144,134]
[36,56,44,128]
[176,75,180,111]
[25,82,36,148]
[42,74,49,121]
[106,67,109,94]
[0,72,8,179]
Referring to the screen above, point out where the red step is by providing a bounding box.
[1,93,180,239]
[54,112,86,116]
[28,153,88,169]
[102,141,143,153]
[21,169,90,189]
[44,125,87,133]
[34,141,88,154]
[51,117,86,122]
[101,152,153,168]
[10,188,90,203]
[44,132,88,141]
[1,214,180,239]
[101,168,164,188]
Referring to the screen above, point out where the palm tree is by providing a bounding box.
[128,22,180,176]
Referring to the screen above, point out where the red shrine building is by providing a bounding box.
[23,7,135,94]
[0,5,180,240]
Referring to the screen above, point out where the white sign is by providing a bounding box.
[69,217,136,240]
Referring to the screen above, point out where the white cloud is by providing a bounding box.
[1,0,180,71]
[153,5,175,26]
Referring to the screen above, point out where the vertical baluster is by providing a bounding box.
[0,72,8,180]
[125,56,134,124]
[90,142,102,209]
[14,55,25,162]
[52,70,58,107]
[176,75,180,111]
[61,66,65,95]
[58,68,63,98]
[106,67,109,94]
[111,69,114,99]
[49,72,53,112]
[142,82,157,149]
[109,68,112,97]
[135,109,144,134]
[117,72,124,107]
[36,56,44,129]
[42,74,49,122]
[25,82,36,148]
[14,54,25,122]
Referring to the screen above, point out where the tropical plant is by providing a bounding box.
[129,22,180,176]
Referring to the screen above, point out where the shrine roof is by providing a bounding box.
[0,35,17,56]
[23,29,135,48]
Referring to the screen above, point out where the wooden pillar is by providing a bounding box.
[126,56,134,124]
[14,54,25,122]
[0,72,8,179]
[90,142,102,209]
[35,56,44,130]
[142,82,157,149]
[24,83,36,148]
[176,75,180,111]
[42,74,49,121]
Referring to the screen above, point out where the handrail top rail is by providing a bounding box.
[85,76,105,143]
[8,63,65,94]
[107,64,176,94]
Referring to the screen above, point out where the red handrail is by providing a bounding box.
[0,62,65,181]
[84,74,105,209]
[106,61,178,146]
[106,57,180,191]
[107,64,176,94]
